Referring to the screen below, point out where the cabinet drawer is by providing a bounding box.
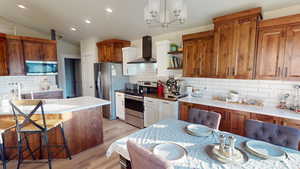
[125,114,144,129]
[126,108,144,118]
[22,90,63,99]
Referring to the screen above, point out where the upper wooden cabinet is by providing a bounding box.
[0,33,8,76]
[256,14,300,81]
[213,7,262,79]
[256,26,285,80]
[6,35,25,76]
[22,37,57,61]
[182,31,215,77]
[97,39,130,63]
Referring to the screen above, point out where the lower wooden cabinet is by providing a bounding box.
[230,110,250,136]
[22,90,63,99]
[179,102,300,137]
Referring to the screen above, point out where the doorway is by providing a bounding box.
[64,58,82,98]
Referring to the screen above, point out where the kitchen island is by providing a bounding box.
[0,96,110,159]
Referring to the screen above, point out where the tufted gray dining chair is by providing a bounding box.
[245,119,300,150]
[188,108,221,130]
[127,140,174,169]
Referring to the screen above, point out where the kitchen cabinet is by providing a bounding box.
[256,26,285,80]
[182,31,215,77]
[180,101,300,137]
[23,37,57,61]
[256,14,300,81]
[6,35,25,76]
[97,39,130,63]
[144,98,159,127]
[0,34,8,76]
[213,7,261,79]
[250,113,282,124]
[22,90,63,99]
[229,110,250,136]
[116,92,125,120]
[43,42,57,61]
[122,47,137,75]
[144,97,178,127]
[182,40,198,77]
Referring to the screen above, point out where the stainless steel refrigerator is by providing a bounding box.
[94,63,129,120]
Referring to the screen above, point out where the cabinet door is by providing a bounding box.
[198,36,215,77]
[210,107,231,132]
[7,38,25,75]
[233,17,258,79]
[230,110,250,136]
[214,22,236,78]
[43,43,57,61]
[158,101,178,121]
[283,24,300,80]
[144,99,159,127]
[112,43,123,63]
[23,41,43,60]
[0,37,8,76]
[116,92,125,120]
[256,26,286,80]
[183,40,198,77]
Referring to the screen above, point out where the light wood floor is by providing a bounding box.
[5,119,138,169]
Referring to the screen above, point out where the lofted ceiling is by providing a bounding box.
[0,0,299,44]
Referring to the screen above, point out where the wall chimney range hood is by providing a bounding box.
[128,36,156,64]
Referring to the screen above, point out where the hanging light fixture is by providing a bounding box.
[144,0,187,28]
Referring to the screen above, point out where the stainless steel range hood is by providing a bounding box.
[128,36,156,64]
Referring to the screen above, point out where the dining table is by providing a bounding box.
[106,119,300,169]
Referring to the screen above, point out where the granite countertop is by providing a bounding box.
[21,88,64,94]
[179,96,300,121]
[0,96,111,115]
[143,93,178,102]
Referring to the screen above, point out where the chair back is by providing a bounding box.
[127,141,173,169]
[188,108,221,130]
[10,100,48,132]
[245,119,300,150]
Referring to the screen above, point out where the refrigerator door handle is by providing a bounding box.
[97,71,103,98]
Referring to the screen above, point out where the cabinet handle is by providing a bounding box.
[276,67,279,77]
[277,67,281,77]
[285,67,288,77]
[162,102,169,104]
[226,67,229,76]
[146,100,153,103]
[232,68,235,76]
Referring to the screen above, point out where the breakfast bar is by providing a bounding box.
[0,96,110,159]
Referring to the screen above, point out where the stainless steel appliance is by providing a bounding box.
[124,81,157,128]
[26,60,58,75]
[94,63,129,120]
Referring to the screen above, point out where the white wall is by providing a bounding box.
[0,16,80,97]
[129,5,300,107]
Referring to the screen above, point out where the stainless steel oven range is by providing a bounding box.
[125,94,144,128]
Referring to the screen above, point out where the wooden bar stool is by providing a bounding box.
[10,100,72,169]
[0,119,15,169]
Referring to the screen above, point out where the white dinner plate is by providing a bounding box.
[186,124,213,137]
[153,143,186,161]
[245,140,285,160]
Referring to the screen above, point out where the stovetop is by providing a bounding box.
[122,89,143,97]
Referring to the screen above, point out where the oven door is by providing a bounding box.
[125,95,144,112]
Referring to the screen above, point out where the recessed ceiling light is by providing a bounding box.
[17,4,27,9]
[85,19,91,24]
[105,8,113,13]
[70,27,77,31]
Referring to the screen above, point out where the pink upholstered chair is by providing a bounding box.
[127,140,174,169]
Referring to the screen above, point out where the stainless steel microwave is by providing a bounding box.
[26,60,58,75]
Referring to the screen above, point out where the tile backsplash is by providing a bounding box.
[0,76,57,95]
[182,78,300,107]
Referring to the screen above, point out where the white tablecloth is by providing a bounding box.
[107,119,300,169]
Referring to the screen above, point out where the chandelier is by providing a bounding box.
[144,0,187,28]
